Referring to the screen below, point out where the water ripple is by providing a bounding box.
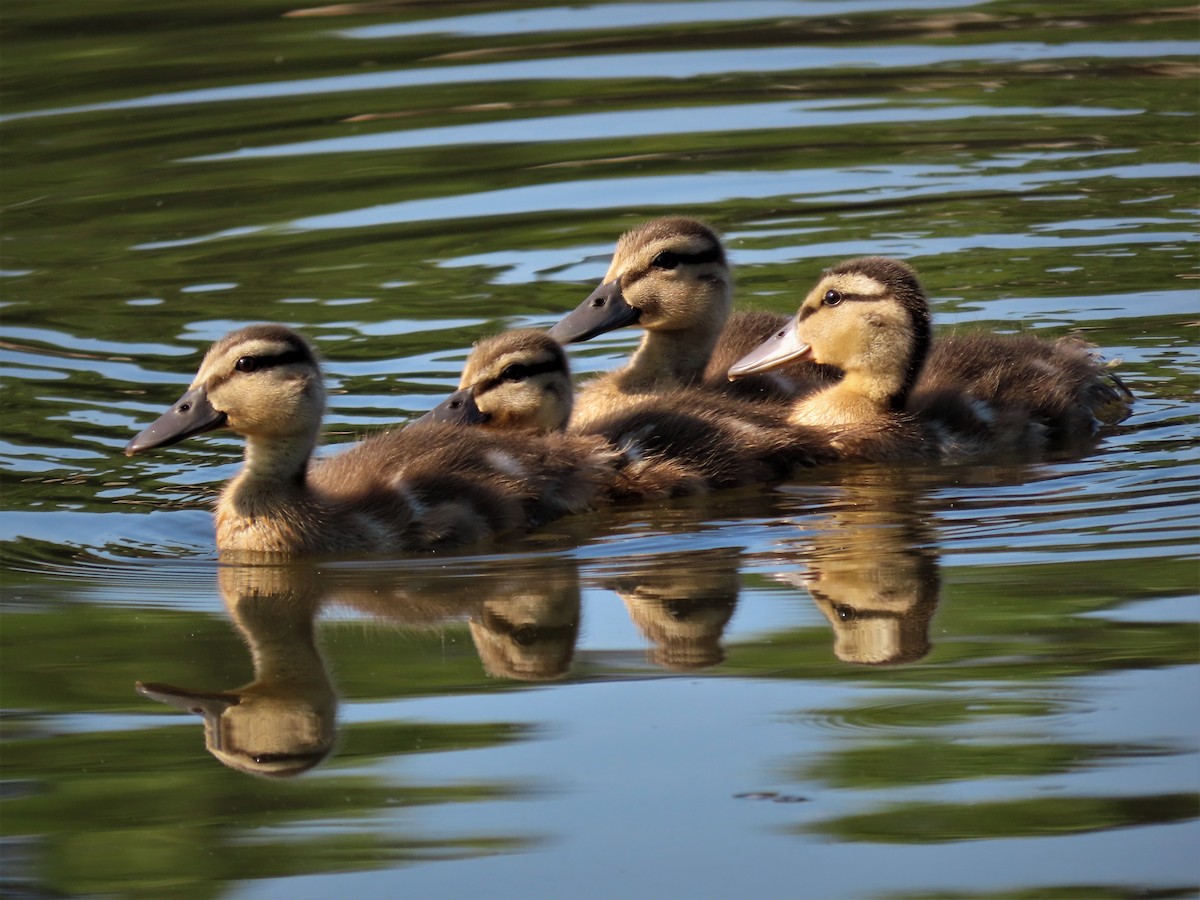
[133,160,1200,249]
[4,41,1192,123]
[334,0,980,40]
[186,100,1137,161]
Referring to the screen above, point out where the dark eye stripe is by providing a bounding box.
[651,246,723,269]
[247,348,311,370]
[210,346,311,390]
[476,357,564,394]
[799,291,884,320]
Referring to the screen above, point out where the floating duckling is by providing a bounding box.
[729,256,1133,460]
[547,216,831,426]
[549,218,1133,446]
[422,328,836,497]
[125,324,616,555]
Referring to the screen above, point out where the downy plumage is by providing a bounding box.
[125,325,615,555]
[729,257,1132,460]
[421,328,835,498]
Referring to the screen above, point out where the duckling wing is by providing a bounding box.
[307,428,527,549]
[585,392,834,498]
[312,424,614,534]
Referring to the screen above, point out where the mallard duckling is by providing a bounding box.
[419,329,574,433]
[547,217,830,426]
[729,257,1132,460]
[422,329,835,497]
[125,325,615,556]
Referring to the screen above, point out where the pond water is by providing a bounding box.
[2,1,1198,897]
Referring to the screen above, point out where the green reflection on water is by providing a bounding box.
[805,793,1198,843]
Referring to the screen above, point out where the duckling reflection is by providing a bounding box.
[468,565,581,681]
[322,557,584,681]
[605,549,741,671]
[137,563,335,778]
[780,473,941,665]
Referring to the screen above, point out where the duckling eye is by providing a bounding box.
[235,356,259,373]
[651,250,681,270]
[500,364,529,382]
[823,290,843,307]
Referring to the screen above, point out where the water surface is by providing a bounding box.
[2,1,1198,897]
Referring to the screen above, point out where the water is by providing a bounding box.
[2,1,1197,897]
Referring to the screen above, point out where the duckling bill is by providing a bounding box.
[726,320,813,379]
[125,385,228,454]
[547,276,642,343]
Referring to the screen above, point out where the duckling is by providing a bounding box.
[547,217,832,426]
[422,328,836,498]
[729,257,1132,460]
[419,329,574,433]
[125,324,616,556]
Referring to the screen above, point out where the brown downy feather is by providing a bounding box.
[913,332,1133,448]
[587,390,835,499]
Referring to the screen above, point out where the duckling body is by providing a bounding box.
[592,389,833,497]
[547,217,830,426]
[125,325,615,556]
[729,257,1132,461]
[912,332,1132,448]
[422,329,834,498]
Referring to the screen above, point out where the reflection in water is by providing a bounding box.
[469,566,581,681]
[780,470,942,666]
[330,560,583,680]
[136,482,949,780]
[137,557,589,775]
[607,549,740,671]
[137,564,336,778]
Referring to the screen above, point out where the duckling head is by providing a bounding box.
[547,217,732,343]
[730,257,930,409]
[420,329,572,433]
[125,324,325,456]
